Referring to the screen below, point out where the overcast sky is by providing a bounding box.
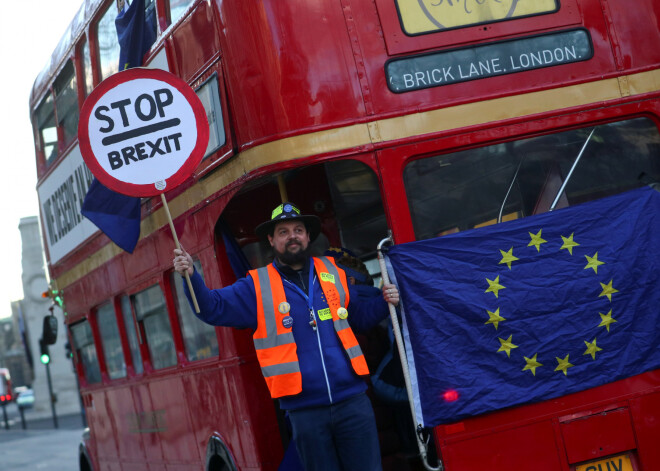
[0,0,84,318]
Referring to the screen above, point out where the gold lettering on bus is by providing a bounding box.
[127,409,167,434]
[396,0,558,34]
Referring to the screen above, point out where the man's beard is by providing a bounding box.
[275,241,311,266]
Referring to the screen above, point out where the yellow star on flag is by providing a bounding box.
[583,338,603,360]
[499,247,519,270]
[485,308,506,330]
[584,252,605,273]
[599,279,619,302]
[528,229,547,252]
[560,233,580,255]
[598,309,617,332]
[554,354,574,376]
[497,335,518,358]
[485,275,505,298]
[522,353,543,376]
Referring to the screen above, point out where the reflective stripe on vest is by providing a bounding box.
[250,258,369,399]
[314,256,369,376]
[250,264,302,399]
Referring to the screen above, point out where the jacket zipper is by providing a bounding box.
[284,274,333,403]
[310,307,333,403]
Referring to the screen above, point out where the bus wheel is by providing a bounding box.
[79,455,92,471]
[206,436,237,471]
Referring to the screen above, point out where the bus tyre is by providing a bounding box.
[206,436,237,471]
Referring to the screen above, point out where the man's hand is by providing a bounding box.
[382,283,400,307]
[173,248,194,276]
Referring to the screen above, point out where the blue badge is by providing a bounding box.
[282,316,294,329]
[284,204,293,213]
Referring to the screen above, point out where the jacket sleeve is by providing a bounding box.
[345,284,390,333]
[183,269,259,330]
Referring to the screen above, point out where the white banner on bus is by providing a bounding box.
[37,145,98,264]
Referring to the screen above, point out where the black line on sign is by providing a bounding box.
[101,118,181,145]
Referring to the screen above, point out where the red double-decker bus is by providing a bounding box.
[31,0,660,470]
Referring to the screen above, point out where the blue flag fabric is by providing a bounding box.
[387,186,660,427]
[218,219,252,278]
[81,0,157,253]
[116,0,157,71]
[82,179,141,253]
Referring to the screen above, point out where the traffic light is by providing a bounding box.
[64,341,73,360]
[39,338,51,365]
[41,288,64,308]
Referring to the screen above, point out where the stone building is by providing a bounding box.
[18,216,81,419]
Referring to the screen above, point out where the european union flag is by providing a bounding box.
[387,186,660,427]
[116,0,157,71]
[81,0,157,253]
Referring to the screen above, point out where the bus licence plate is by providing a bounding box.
[575,453,633,471]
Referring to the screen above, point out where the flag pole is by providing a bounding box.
[377,234,442,471]
[160,193,200,313]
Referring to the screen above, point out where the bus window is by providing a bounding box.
[325,160,388,257]
[196,74,226,158]
[170,0,194,25]
[96,303,127,380]
[71,320,102,384]
[395,0,559,35]
[171,261,218,361]
[53,61,79,149]
[404,118,660,240]
[120,296,143,374]
[96,2,120,80]
[81,38,94,97]
[35,92,58,163]
[132,284,177,370]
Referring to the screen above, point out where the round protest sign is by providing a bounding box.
[78,68,209,197]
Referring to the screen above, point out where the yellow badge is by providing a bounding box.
[278,302,290,314]
[337,307,348,319]
[317,308,332,321]
[320,272,335,283]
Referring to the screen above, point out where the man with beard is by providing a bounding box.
[173,202,400,471]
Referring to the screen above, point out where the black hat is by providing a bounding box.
[255,202,321,241]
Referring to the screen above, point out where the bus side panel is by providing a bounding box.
[148,375,201,464]
[631,389,660,470]
[106,386,147,463]
[185,360,283,470]
[602,0,660,70]
[88,391,120,464]
[132,382,164,464]
[217,0,366,145]
[440,421,563,470]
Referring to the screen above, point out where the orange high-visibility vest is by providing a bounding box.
[249,256,369,399]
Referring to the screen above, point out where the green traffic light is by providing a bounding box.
[52,290,64,307]
[40,353,50,364]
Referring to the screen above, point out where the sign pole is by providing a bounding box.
[160,193,200,313]
[79,68,209,316]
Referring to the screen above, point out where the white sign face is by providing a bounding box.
[37,145,98,264]
[79,68,208,197]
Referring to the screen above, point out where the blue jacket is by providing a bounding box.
[184,258,390,410]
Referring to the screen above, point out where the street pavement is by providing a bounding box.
[0,406,85,471]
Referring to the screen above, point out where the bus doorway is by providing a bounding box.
[213,157,423,468]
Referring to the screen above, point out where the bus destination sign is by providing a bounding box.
[386,29,593,93]
[78,68,209,197]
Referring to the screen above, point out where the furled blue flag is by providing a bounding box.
[81,179,142,252]
[116,0,157,71]
[218,219,252,278]
[386,186,660,427]
[81,0,157,253]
